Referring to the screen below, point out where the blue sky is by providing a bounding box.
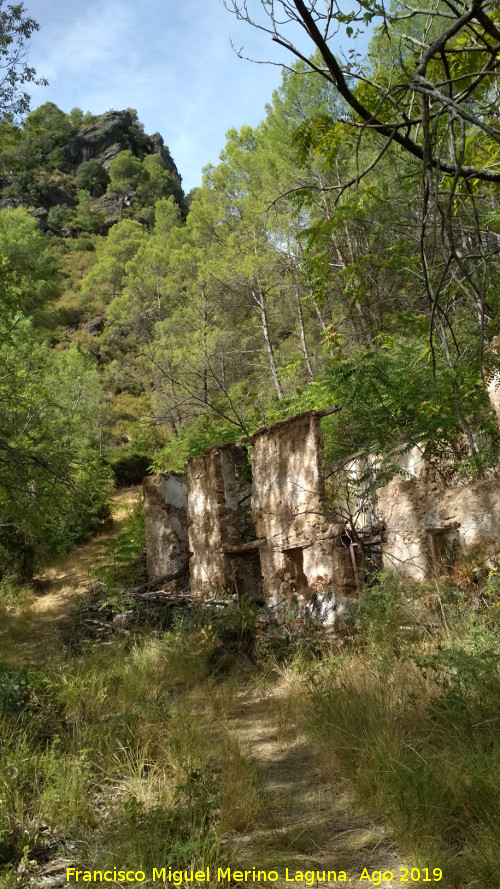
[24,0,302,192]
[24,1,369,193]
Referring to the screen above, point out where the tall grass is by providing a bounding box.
[285,573,500,889]
[0,575,34,616]
[1,539,498,889]
[0,627,265,886]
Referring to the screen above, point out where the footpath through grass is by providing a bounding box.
[0,487,140,665]
[0,506,498,889]
[289,569,500,889]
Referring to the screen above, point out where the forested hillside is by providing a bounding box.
[0,95,186,579]
[1,4,500,576]
[2,18,500,577]
[1,4,500,889]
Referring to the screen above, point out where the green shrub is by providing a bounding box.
[0,665,32,714]
[0,575,34,614]
[47,204,73,232]
[108,450,151,486]
[90,498,146,603]
[75,160,109,195]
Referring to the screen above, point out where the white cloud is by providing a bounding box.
[25,0,290,189]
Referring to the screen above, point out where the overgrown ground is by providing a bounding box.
[0,488,139,665]
[0,501,498,889]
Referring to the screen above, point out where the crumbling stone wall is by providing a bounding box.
[143,412,356,609]
[143,401,500,601]
[487,376,500,430]
[142,473,189,581]
[377,471,500,580]
[486,335,500,430]
[250,412,355,608]
[186,442,254,594]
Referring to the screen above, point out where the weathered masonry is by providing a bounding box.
[143,399,500,608]
[250,411,354,607]
[186,441,258,598]
[377,470,500,581]
[143,409,356,611]
[143,473,189,582]
[361,382,500,581]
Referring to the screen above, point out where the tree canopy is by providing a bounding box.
[0,1,47,120]
[225,0,500,183]
[1,30,500,577]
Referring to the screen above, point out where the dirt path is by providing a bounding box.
[1,489,408,888]
[0,487,140,665]
[227,685,404,888]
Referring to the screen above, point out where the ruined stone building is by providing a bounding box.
[377,469,500,581]
[143,401,500,611]
[143,472,189,582]
[249,411,354,608]
[143,409,356,613]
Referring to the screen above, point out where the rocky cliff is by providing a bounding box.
[62,109,181,182]
[0,105,184,229]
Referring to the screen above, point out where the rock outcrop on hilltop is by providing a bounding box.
[63,110,136,168]
[63,110,182,184]
[0,105,184,227]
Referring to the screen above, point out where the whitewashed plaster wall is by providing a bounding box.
[142,473,189,581]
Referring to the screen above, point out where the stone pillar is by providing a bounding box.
[186,442,253,593]
[142,473,189,582]
[250,411,355,609]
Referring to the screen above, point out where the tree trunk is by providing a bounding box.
[294,281,314,381]
[252,284,283,399]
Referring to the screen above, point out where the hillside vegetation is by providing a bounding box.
[0,507,498,888]
[2,29,500,575]
[3,0,500,561]
[0,2,499,887]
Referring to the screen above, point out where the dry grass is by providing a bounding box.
[1,517,498,889]
[0,623,412,889]
[0,487,139,665]
[280,643,500,889]
[222,677,410,889]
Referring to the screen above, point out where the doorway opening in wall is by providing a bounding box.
[283,547,308,593]
[426,525,461,575]
[237,492,257,542]
[234,444,256,542]
[226,551,264,604]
